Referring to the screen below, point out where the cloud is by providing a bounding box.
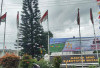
[0,0,100,49]
[0,0,22,49]
[39,0,100,38]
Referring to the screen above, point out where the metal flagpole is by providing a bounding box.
[3,12,7,55]
[17,25,19,56]
[47,10,50,55]
[79,23,83,68]
[78,9,83,68]
[0,0,3,25]
[92,24,99,59]
[0,0,3,16]
[90,8,99,59]
[17,11,19,56]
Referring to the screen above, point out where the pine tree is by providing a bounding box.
[19,0,44,58]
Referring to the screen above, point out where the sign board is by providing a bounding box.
[50,37,100,52]
[50,54,100,64]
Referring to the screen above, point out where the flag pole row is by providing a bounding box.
[0,12,19,56]
[40,8,99,67]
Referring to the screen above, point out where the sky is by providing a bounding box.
[0,0,100,49]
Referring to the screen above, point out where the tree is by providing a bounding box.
[19,0,44,58]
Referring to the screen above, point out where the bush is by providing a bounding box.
[36,59,54,68]
[72,65,76,68]
[0,53,20,68]
[53,56,62,68]
[99,58,100,66]
[20,54,36,68]
[89,65,96,68]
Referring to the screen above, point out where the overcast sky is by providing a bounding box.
[0,0,99,49]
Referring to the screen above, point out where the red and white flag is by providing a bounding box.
[40,10,48,23]
[17,11,19,28]
[90,8,94,24]
[0,13,6,22]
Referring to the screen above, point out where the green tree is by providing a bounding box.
[19,0,44,58]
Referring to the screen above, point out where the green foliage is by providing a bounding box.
[19,0,54,59]
[19,50,24,56]
[53,56,62,68]
[19,0,44,58]
[36,59,54,68]
[0,53,20,68]
[93,50,100,53]
[20,54,37,68]
[99,58,100,66]
[72,65,76,68]
[89,65,96,68]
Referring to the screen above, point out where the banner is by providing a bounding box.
[50,37,100,52]
[50,54,100,64]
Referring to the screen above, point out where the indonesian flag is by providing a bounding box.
[0,13,6,22]
[40,10,48,23]
[90,8,94,24]
[17,11,19,28]
[77,8,80,25]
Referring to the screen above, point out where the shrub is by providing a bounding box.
[53,56,62,68]
[20,54,36,68]
[36,59,54,68]
[99,58,100,66]
[0,53,20,68]
[89,65,96,68]
[72,65,76,68]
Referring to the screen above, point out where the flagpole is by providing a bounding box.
[78,9,83,68]
[3,12,7,55]
[90,8,99,59]
[0,0,3,15]
[0,0,4,24]
[47,10,50,55]
[17,11,19,56]
[17,26,19,56]
[79,23,83,68]
[93,23,99,59]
